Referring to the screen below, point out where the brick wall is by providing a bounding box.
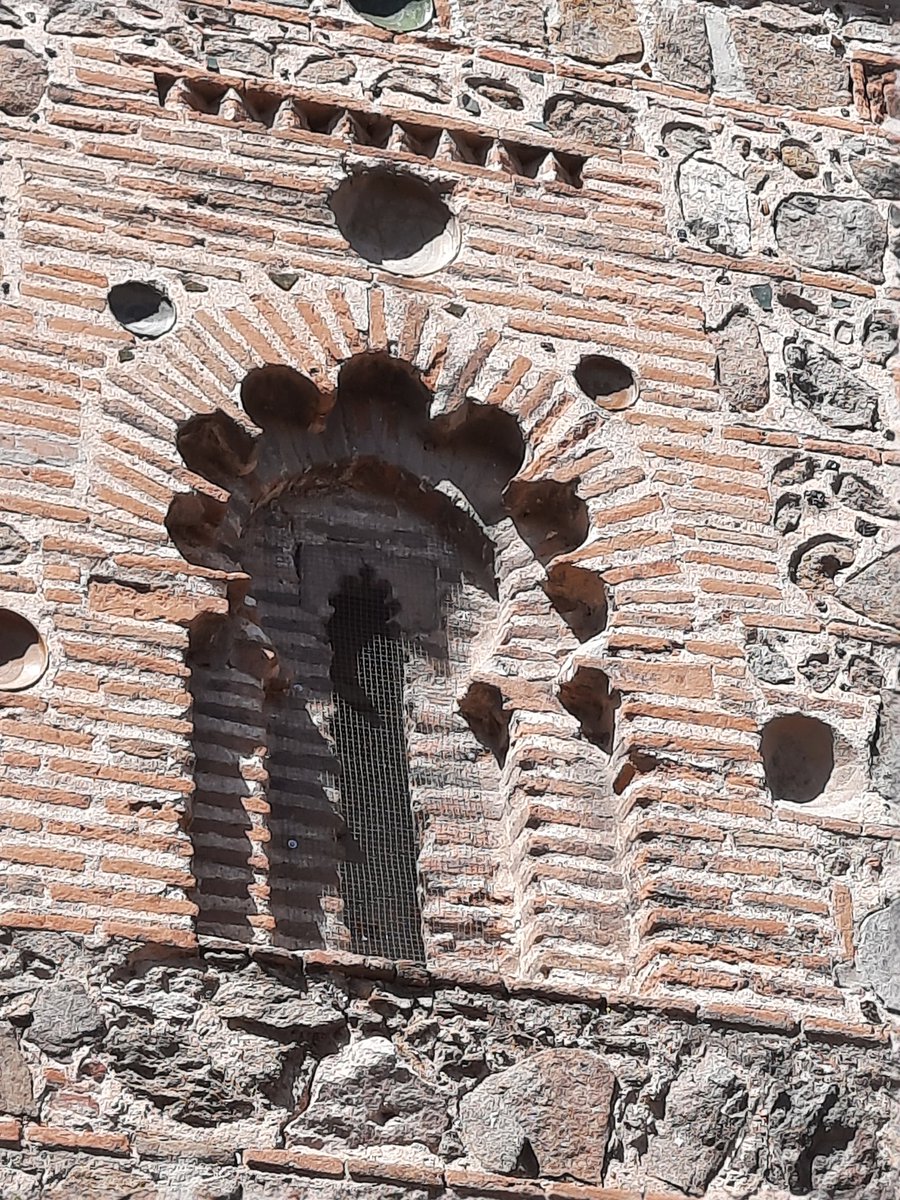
[0,0,898,1195]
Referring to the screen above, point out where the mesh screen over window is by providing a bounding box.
[327,566,426,962]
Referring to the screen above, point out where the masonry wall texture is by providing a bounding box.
[0,0,899,1196]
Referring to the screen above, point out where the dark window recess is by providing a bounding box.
[327,567,426,961]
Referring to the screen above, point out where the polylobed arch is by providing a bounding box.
[171,351,627,977]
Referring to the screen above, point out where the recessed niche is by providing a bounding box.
[241,365,322,429]
[544,562,608,641]
[329,170,460,277]
[459,680,509,765]
[0,610,48,691]
[347,0,433,31]
[760,714,834,803]
[107,281,176,339]
[176,411,258,487]
[558,666,618,754]
[505,478,590,564]
[574,355,637,410]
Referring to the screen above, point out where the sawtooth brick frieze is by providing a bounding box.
[0,0,899,1196]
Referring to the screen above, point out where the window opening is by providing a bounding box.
[327,566,426,961]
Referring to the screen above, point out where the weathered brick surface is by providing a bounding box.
[0,0,898,1195]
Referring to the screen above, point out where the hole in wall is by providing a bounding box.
[176,411,258,487]
[107,281,176,339]
[760,713,834,803]
[558,666,618,754]
[241,365,322,429]
[459,680,509,765]
[504,478,590,564]
[347,0,433,31]
[329,170,460,277]
[574,355,637,410]
[544,562,608,641]
[0,610,48,691]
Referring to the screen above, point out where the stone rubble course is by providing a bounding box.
[0,0,898,1196]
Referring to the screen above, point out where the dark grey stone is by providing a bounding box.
[202,37,272,76]
[837,549,900,629]
[212,964,343,1033]
[287,1037,447,1151]
[833,473,900,521]
[785,341,880,430]
[748,643,793,685]
[645,1048,748,1196]
[678,156,751,255]
[27,981,105,1054]
[653,3,711,90]
[544,95,634,149]
[862,308,898,365]
[873,691,900,804]
[774,195,887,282]
[0,520,28,565]
[850,150,900,199]
[858,899,900,1012]
[0,43,47,116]
[799,654,840,693]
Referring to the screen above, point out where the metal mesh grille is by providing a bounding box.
[327,566,425,961]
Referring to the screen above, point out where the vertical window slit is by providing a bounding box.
[327,566,425,961]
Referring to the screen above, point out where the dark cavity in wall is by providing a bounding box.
[544,562,608,640]
[504,478,589,563]
[327,567,425,961]
[459,680,509,765]
[760,714,834,802]
[559,666,618,754]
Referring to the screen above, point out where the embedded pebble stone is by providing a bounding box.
[653,2,711,90]
[785,341,880,430]
[558,0,643,65]
[544,95,635,149]
[678,156,751,255]
[774,195,887,282]
[780,141,819,179]
[729,15,848,109]
[0,44,47,116]
[836,549,900,630]
[713,310,769,412]
[858,899,900,1012]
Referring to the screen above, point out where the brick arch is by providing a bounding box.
[97,281,700,988]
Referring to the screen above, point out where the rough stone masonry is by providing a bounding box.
[0,0,899,1196]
